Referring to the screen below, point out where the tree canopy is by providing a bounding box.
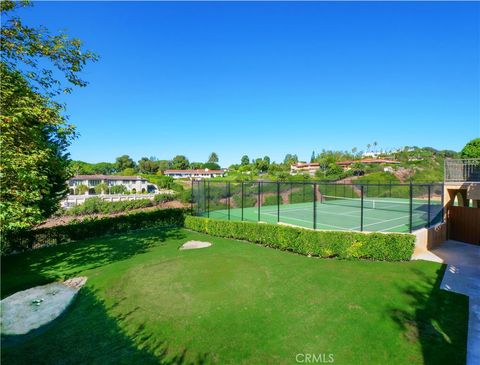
[0,1,97,231]
[460,138,480,159]
[208,152,219,164]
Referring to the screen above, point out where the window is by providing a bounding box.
[88,180,100,186]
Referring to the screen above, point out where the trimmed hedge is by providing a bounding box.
[66,197,154,216]
[2,208,186,254]
[2,210,416,261]
[184,216,415,261]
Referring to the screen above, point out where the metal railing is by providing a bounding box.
[444,159,480,182]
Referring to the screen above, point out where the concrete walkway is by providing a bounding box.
[413,240,480,365]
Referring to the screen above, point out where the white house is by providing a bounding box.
[68,175,157,194]
[290,163,320,176]
[164,169,225,179]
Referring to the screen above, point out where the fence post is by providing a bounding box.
[409,182,413,233]
[228,181,231,221]
[427,184,431,227]
[241,182,244,221]
[360,185,364,231]
[441,183,445,223]
[203,180,206,216]
[258,181,261,221]
[207,180,210,218]
[389,181,392,198]
[313,182,317,230]
[277,181,280,222]
[290,182,293,204]
[190,179,194,212]
[196,181,200,216]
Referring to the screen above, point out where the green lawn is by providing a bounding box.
[1,227,468,365]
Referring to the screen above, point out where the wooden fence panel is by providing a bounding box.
[448,206,480,245]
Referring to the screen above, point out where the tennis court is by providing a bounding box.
[202,196,443,233]
[193,181,444,233]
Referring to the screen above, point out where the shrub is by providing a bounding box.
[2,208,186,254]
[66,197,154,216]
[184,216,415,261]
[154,193,176,203]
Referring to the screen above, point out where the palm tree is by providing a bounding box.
[367,144,371,152]
[373,141,378,152]
[352,147,358,159]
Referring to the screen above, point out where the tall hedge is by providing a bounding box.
[2,208,186,254]
[184,216,415,261]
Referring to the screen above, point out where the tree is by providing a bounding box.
[70,161,116,175]
[0,1,97,231]
[373,141,378,151]
[315,158,330,178]
[460,138,480,158]
[94,182,108,195]
[241,155,250,166]
[138,157,159,174]
[367,144,371,152]
[310,151,316,163]
[156,160,171,174]
[120,168,137,176]
[93,162,116,174]
[208,152,219,164]
[115,155,136,171]
[189,162,204,169]
[351,147,358,159]
[203,162,221,170]
[74,184,89,195]
[1,0,98,98]
[283,154,298,165]
[171,155,190,170]
[263,156,271,165]
[110,184,127,194]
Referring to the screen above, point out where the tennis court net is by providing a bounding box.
[321,195,426,213]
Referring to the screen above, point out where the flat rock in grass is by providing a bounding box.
[180,240,212,250]
[0,277,87,337]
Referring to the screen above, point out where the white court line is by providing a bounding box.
[260,212,357,231]
[351,212,425,231]
[260,207,385,222]
[377,214,429,232]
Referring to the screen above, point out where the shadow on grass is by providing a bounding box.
[389,265,469,365]
[1,287,210,365]
[1,227,186,298]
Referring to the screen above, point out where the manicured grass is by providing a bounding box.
[1,228,468,365]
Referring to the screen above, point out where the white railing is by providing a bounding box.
[61,190,175,208]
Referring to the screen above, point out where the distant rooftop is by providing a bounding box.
[164,169,224,174]
[70,175,146,181]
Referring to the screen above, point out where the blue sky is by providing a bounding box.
[15,1,480,166]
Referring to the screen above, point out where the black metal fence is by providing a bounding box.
[445,158,480,182]
[192,180,444,233]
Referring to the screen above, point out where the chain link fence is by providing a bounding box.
[192,180,444,233]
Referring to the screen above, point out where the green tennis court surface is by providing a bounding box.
[202,196,443,233]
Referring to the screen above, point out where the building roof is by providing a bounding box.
[70,175,146,181]
[164,169,224,174]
